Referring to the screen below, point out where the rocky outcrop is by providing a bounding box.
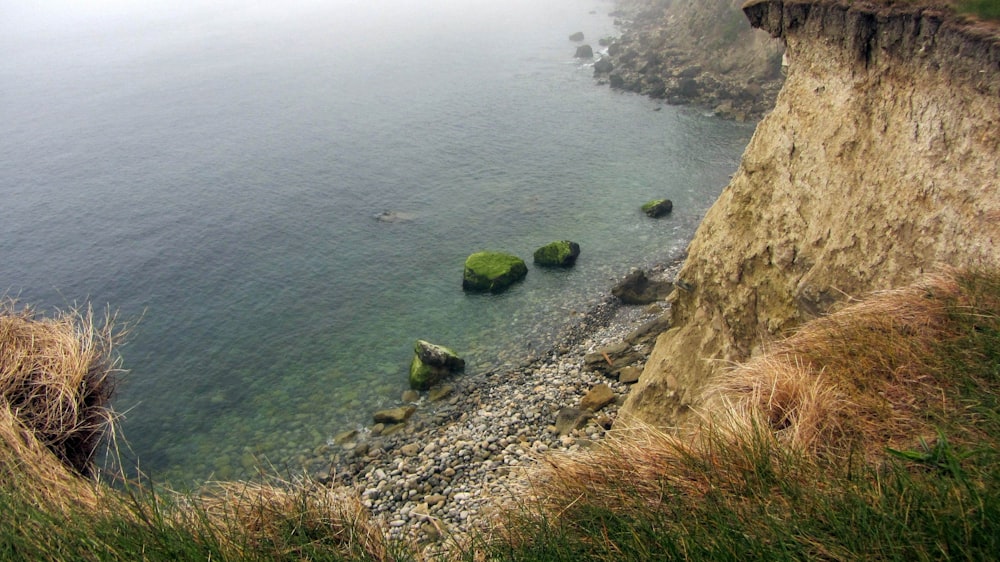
[621,1,1000,427]
[595,0,786,120]
[611,269,673,304]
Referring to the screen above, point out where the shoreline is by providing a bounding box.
[306,260,683,547]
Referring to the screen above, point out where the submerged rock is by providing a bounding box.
[569,31,585,41]
[574,44,594,58]
[373,405,416,424]
[533,240,581,267]
[462,252,528,293]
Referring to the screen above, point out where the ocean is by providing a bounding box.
[0,0,754,484]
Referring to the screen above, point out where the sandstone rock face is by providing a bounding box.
[621,1,1000,427]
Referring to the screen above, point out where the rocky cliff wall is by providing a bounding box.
[621,0,1000,426]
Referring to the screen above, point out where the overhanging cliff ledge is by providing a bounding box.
[620,0,1000,427]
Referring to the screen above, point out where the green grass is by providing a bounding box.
[958,0,1000,19]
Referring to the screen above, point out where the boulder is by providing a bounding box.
[575,44,594,58]
[409,341,465,390]
[555,407,593,436]
[594,57,614,74]
[642,199,674,218]
[569,31,585,41]
[580,384,616,412]
[584,341,644,376]
[462,252,528,293]
[533,240,581,267]
[373,405,416,424]
[612,270,673,305]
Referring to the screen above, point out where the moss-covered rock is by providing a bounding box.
[533,240,581,267]
[642,199,673,218]
[409,340,465,390]
[462,252,528,293]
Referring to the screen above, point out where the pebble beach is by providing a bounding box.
[304,262,682,550]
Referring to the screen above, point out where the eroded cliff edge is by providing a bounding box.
[621,0,1000,426]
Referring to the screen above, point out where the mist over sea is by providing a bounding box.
[0,0,754,484]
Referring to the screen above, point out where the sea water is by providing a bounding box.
[0,0,755,484]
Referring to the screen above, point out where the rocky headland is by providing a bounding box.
[592,0,787,119]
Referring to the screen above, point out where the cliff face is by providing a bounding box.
[621,0,1000,426]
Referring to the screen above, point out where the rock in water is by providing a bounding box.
[569,31,585,42]
[574,44,594,58]
[409,340,465,390]
[642,199,673,218]
[462,252,528,293]
[533,240,581,267]
[373,405,416,424]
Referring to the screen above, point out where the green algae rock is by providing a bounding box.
[462,252,528,293]
[533,240,581,267]
[642,199,674,218]
[409,340,465,390]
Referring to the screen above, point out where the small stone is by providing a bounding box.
[332,429,357,445]
[373,405,416,424]
[580,384,616,412]
[425,494,447,506]
[555,407,593,436]
[400,443,420,456]
[371,423,385,435]
[428,384,454,402]
[618,366,642,384]
[401,390,420,403]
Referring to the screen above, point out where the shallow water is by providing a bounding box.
[0,0,754,484]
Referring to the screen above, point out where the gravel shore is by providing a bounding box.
[308,262,681,550]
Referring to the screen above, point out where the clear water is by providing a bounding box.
[0,0,754,484]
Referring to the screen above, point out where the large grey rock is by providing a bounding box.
[575,44,594,58]
[569,31,585,41]
[612,270,673,305]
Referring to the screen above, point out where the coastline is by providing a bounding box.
[306,260,684,546]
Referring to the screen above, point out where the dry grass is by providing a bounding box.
[533,270,975,509]
[187,478,395,561]
[0,299,121,478]
[704,271,974,460]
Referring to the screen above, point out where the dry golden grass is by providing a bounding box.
[0,299,121,478]
[525,269,997,529]
[705,271,970,460]
[188,478,395,561]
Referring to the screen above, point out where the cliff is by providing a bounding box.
[621,0,1000,426]
[597,0,786,120]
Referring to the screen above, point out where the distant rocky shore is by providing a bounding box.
[299,262,681,549]
[586,0,786,120]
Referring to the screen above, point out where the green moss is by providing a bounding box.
[533,241,581,267]
[462,252,528,293]
[958,0,1000,19]
[408,355,441,390]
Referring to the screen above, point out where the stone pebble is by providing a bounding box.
[305,264,680,548]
